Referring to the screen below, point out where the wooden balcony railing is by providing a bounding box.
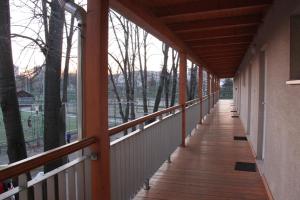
[0,92,220,200]
[0,137,97,200]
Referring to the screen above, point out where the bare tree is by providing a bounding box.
[0,0,27,165]
[129,23,138,124]
[109,11,140,133]
[9,0,79,165]
[137,29,149,115]
[62,13,76,103]
[170,49,179,106]
[187,63,197,100]
[0,2,36,198]
[153,43,169,112]
[43,0,66,172]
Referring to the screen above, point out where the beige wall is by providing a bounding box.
[234,0,300,199]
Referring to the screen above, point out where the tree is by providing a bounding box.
[187,63,198,100]
[0,2,35,198]
[153,43,169,112]
[43,0,66,172]
[164,49,179,108]
[0,0,28,165]
[109,11,140,133]
[62,12,76,103]
[170,49,179,106]
[137,29,149,115]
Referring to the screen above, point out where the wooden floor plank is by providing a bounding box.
[134,100,268,200]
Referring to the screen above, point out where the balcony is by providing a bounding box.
[135,100,267,200]
[0,95,270,200]
[1,0,300,199]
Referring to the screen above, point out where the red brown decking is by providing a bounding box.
[134,100,268,200]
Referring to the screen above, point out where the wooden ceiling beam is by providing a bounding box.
[212,68,237,72]
[187,35,253,47]
[193,43,249,50]
[199,52,245,58]
[204,58,242,64]
[169,15,261,33]
[203,55,243,60]
[195,47,248,55]
[192,42,250,49]
[154,0,272,17]
[207,62,240,66]
[160,5,269,24]
[179,25,258,41]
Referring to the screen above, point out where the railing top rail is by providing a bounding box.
[185,98,200,106]
[0,137,97,182]
[202,95,208,100]
[109,104,182,136]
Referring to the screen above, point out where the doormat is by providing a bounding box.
[234,136,247,141]
[235,162,256,172]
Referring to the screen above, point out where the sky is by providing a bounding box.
[9,0,184,76]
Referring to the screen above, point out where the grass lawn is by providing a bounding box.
[0,109,77,145]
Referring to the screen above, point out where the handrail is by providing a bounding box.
[202,95,210,102]
[109,94,218,136]
[109,104,181,136]
[0,137,97,182]
[185,98,200,106]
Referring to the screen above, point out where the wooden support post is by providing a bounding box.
[218,78,220,97]
[198,65,203,124]
[84,0,110,199]
[216,77,219,101]
[212,74,215,106]
[179,51,187,147]
[207,72,211,112]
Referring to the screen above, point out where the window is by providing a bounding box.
[288,15,300,84]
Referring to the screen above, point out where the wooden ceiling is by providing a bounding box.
[110,0,273,77]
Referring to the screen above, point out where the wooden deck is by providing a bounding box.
[135,100,268,200]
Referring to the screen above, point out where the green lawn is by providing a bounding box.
[0,109,77,145]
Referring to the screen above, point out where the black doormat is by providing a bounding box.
[232,115,239,118]
[235,162,256,172]
[234,136,248,141]
[230,110,237,112]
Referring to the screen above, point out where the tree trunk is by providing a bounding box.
[188,63,197,100]
[0,2,35,198]
[170,50,179,106]
[165,68,173,108]
[137,30,148,115]
[62,15,75,103]
[0,0,27,165]
[153,44,169,112]
[44,0,65,172]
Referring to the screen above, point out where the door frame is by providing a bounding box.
[257,49,267,160]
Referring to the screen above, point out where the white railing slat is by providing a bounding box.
[58,171,66,200]
[46,176,55,200]
[75,161,85,200]
[19,174,28,200]
[67,166,76,200]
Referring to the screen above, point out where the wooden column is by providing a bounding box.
[179,51,187,147]
[198,65,203,124]
[212,74,215,105]
[216,77,219,98]
[207,72,211,112]
[84,0,110,199]
[218,78,220,95]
